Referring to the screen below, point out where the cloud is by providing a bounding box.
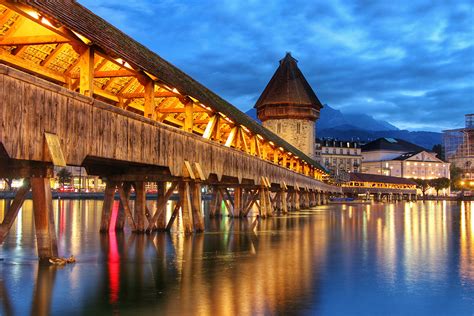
[78,0,473,132]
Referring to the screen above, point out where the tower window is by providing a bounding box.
[296,122,301,134]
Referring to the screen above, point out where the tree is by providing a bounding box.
[413,178,430,199]
[450,164,463,190]
[57,168,72,187]
[429,177,450,196]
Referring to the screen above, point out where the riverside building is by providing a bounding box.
[443,114,474,190]
[315,139,362,181]
[361,138,450,181]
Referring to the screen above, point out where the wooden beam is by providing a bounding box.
[3,2,85,44]
[31,177,58,261]
[70,69,135,79]
[117,185,136,231]
[155,182,167,231]
[79,47,94,97]
[203,114,218,139]
[0,182,30,244]
[165,201,181,231]
[115,182,131,231]
[180,181,194,234]
[184,99,194,132]
[225,126,238,147]
[156,107,209,113]
[0,35,70,46]
[191,182,204,232]
[99,181,116,232]
[240,128,249,153]
[121,91,182,99]
[133,181,146,232]
[147,181,178,231]
[0,49,65,83]
[143,79,154,119]
[162,116,205,134]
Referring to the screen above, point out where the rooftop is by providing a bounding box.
[254,53,323,110]
[362,138,427,153]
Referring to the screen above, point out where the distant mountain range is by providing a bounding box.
[245,105,441,150]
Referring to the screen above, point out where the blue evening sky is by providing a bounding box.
[78,0,473,132]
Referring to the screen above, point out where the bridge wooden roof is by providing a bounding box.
[5,0,326,174]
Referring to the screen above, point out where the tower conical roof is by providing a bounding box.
[254,53,323,110]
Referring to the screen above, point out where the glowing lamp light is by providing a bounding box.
[24,9,40,19]
[40,17,54,27]
[460,181,465,186]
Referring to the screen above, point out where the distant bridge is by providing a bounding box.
[342,173,417,201]
[0,1,341,261]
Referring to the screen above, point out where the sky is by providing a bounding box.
[78,0,473,132]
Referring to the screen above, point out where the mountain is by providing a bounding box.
[244,105,441,149]
[317,104,399,131]
[317,128,441,150]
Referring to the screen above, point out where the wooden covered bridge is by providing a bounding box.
[0,1,340,261]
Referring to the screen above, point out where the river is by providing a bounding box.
[1,200,473,315]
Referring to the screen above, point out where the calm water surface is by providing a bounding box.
[1,200,474,315]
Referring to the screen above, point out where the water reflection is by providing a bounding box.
[1,200,474,314]
[460,201,474,283]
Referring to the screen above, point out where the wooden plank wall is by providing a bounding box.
[0,65,339,193]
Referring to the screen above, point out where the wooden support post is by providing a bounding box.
[209,187,218,218]
[294,190,301,211]
[281,190,288,214]
[155,182,167,231]
[134,181,146,233]
[117,185,136,231]
[31,177,58,262]
[179,181,194,234]
[233,187,242,218]
[147,181,177,231]
[79,47,94,97]
[184,100,194,133]
[0,182,30,244]
[191,182,205,232]
[274,191,281,212]
[143,80,155,119]
[265,188,273,217]
[300,190,306,209]
[259,187,267,218]
[165,201,181,231]
[100,181,116,233]
[215,189,223,217]
[115,182,131,231]
[218,188,234,216]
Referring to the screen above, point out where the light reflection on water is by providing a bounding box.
[0,200,473,315]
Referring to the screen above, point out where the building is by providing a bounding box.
[53,166,104,191]
[361,137,450,182]
[255,53,323,159]
[316,139,362,181]
[443,114,474,189]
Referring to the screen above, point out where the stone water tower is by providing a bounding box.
[254,53,323,159]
